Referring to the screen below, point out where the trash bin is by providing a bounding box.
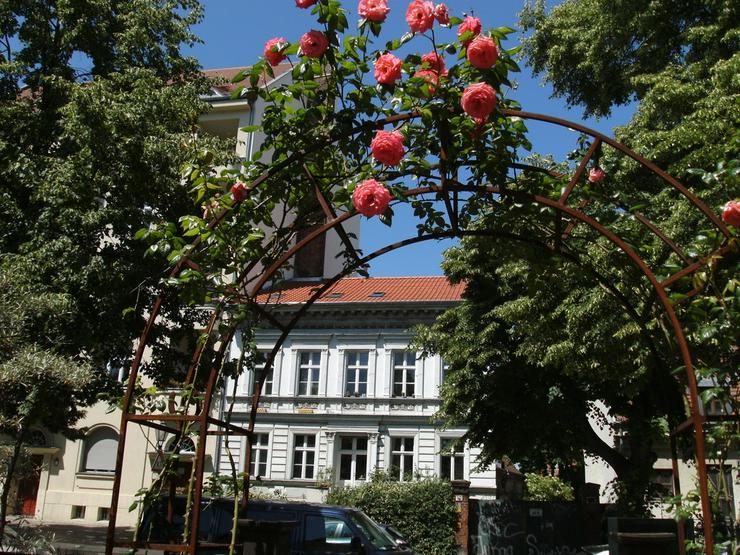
[608,517,688,555]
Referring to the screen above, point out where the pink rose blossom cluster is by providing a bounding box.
[374,53,403,85]
[358,0,390,22]
[353,179,392,217]
[588,167,606,183]
[722,200,740,227]
[415,69,439,95]
[405,0,434,33]
[371,130,405,166]
[434,4,450,25]
[231,182,248,202]
[461,82,497,121]
[467,36,498,69]
[300,30,329,58]
[457,16,481,46]
[421,51,447,77]
[263,37,287,66]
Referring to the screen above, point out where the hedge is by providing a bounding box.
[326,474,458,555]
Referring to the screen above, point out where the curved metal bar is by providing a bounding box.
[107,109,729,555]
[244,183,715,552]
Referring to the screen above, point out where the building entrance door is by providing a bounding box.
[16,455,43,516]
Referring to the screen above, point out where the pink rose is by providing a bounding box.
[457,16,481,46]
[434,4,450,25]
[421,51,447,76]
[461,82,496,120]
[295,0,317,7]
[722,200,740,227]
[231,182,248,202]
[300,30,329,58]
[374,53,403,85]
[406,0,435,33]
[371,130,405,166]
[359,0,390,22]
[414,69,439,95]
[588,167,606,183]
[467,36,498,69]
[263,37,287,66]
[353,179,392,217]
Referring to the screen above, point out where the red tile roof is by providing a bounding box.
[256,276,465,305]
[203,65,292,94]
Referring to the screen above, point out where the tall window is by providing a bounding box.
[339,437,368,482]
[298,352,321,396]
[344,351,369,397]
[391,437,414,481]
[439,438,465,480]
[292,434,316,479]
[392,351,416,397]
[250,433,269,478]
[251,354,274,396]
[81,427,118,473]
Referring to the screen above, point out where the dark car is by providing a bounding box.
[138,496,415,555]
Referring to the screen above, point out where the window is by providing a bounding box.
[97,507,110,521]
[392,351,416,397]
[390,437,415,481]
[439,438,465,480]
[441,360,450,386]
[81,427,118,473]
[344,351,369,397]
[305,514,354,553]
[292,434,317,479]
[71,505,86,519]
[339,437,367,482]
[250,433,269,478]
[298,352,321,396]
[251,354,274,396]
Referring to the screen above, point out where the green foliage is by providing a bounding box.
[327,474,458,555]
[523,473,575,502]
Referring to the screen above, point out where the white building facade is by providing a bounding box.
[217,277,497,501]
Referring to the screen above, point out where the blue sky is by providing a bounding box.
[188,0,634,276]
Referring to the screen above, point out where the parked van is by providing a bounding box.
[138,496,415,554]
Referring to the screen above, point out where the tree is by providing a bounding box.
[0,0,235,534]
[411,0,738,518]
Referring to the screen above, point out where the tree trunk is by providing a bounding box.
[0,421,28,541]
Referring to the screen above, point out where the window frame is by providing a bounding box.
[390,436,415,482]
[344,351,369,397]
[392,351,416,398]
[249,432,270,479]
[80,426,119,474]
[439,437,466,481]
[297,351,321,396]
[250,353,275,397]
[338,436,369,483]
[292,433,317,480]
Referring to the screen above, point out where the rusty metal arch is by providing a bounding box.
[106,110,731,555]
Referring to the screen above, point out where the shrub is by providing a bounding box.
[326,473,458,555]
[523,473,575,502]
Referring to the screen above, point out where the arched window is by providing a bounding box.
[81,427,118,473]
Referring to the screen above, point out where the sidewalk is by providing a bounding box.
[5,517,162,555]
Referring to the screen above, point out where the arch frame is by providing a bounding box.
[104,110,733,555]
